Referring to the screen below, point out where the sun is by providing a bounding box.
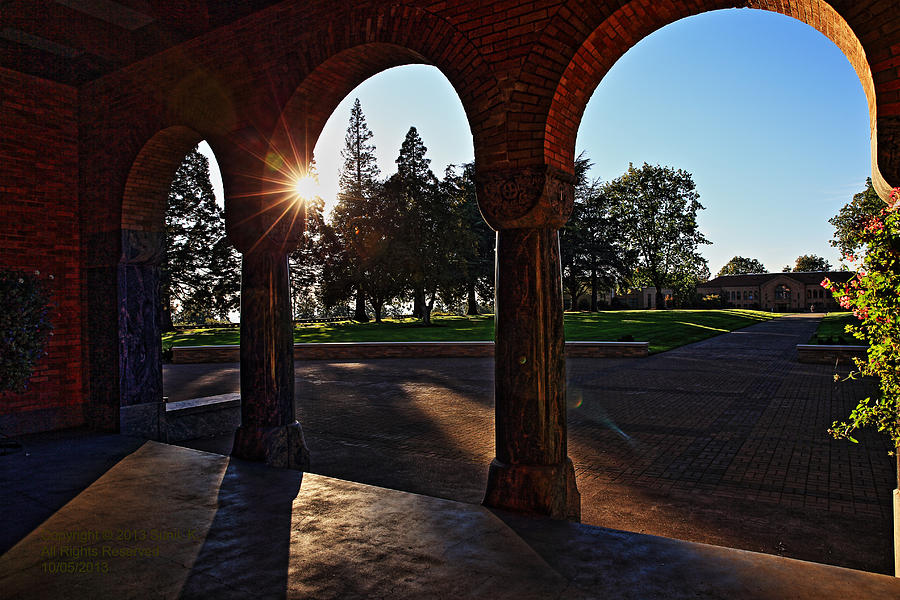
[292,174,319,201]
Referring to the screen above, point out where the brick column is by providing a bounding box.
[476,165,580,520]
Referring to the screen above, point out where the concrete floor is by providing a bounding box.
[164,314,896,573]
[2,435,899,599]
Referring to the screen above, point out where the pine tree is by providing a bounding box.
[289,161,328,319]
[391,127,450,325]
[561,152,635,311]
[333,98,382,322]
[162,146,240,327]
[441,162,494,315]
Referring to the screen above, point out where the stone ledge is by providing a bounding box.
[172,341,649,363]
[163,393,241,442]
[796,344,868,365]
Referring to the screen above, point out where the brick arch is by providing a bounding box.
[532,1,887,191]
[267,4,501,174]
[121,125,206,235]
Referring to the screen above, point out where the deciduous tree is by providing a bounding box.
[717,256,767,277]
[829,178,884,259]
[607,162,711,309]
[793,254,832,272]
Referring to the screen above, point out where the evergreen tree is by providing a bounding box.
[288,161,327,319]
[333,98,381,322]
[561,152,635,311]
[162,146,240,327]
[559,153,592,309]
[391,127,450,325]
[440,162,494,315]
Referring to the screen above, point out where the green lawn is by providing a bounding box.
[809,312,864,345]
[163,309,777,355]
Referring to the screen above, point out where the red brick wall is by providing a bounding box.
[0,67,84,433]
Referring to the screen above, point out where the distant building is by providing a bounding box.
[616,287,675,309]
[696,271,854,312]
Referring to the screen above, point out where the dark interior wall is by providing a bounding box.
[0,67,84,435]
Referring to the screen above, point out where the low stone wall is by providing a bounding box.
[164,393,241,442]
[796,344,867,365]
[172,341,650,364]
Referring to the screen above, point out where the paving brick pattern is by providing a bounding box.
[165,314,897,573]
[567,316,894,518]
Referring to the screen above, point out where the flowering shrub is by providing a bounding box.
[823,187,900,450]
[0,269,53,393]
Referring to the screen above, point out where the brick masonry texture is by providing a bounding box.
[0,68,83,431]
[3,0,900,431]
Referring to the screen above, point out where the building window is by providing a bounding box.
[775,284,791,301]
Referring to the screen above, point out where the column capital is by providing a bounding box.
[225,197,306,256]
[475,165,575,230]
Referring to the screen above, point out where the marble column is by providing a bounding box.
[117,230,165,439]
[476,165,580,520]
[231,250,309,469]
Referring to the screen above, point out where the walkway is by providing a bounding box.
[2,436,899,598]
[164,314,895,572]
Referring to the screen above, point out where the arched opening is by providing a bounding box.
[553,7,894,572]
[119,127,233,438]
[247,55,497,497]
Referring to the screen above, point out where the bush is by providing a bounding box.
[0,269,53,393]
[824,186,900,449]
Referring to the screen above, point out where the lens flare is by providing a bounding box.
[293,174,319,200]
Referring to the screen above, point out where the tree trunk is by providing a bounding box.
[159,269,174,332]
[655,286,665,310]
[412,285,425,319]
[590,261,598,312]
[353,288,369,322]
[160,299,173,332]
[372,301,383,323]
[466,281,479,315]
[422,300,432,325]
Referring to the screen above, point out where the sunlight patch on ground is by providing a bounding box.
[674,321,728,332]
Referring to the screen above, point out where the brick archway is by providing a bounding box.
[118,126,212,437]
[266,5,501,177]
[531,1,893,196]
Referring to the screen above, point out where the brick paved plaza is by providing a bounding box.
[166,314,896,574]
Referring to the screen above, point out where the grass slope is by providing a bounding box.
[809,312,864,345]
[163,309,776,355]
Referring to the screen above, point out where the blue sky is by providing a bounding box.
[203,8,871,276]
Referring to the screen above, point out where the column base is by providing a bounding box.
[231,421,310,470]
[483,458,581,521]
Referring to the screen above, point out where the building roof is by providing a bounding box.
[698,271,854,288]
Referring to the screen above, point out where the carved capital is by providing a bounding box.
[475,165,575,230]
